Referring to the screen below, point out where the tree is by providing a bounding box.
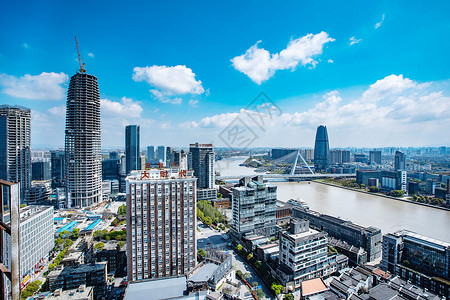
[117,204,126,215]
[236,244,243,252]
[20,203,27,208]
[271,283,283,295]
[247,253,253,261]
[197,209,204,220]
[255,260,262,270]
[72,228,80,239]
[252,281,258,287]
[243,273,251,280]
[116,241,125,250]
[391,190,405,197]
[111,218,119,226]
[94,242,105,250]
[204,216,212,226]
[58,230,70,239]
[369,186,380,193]
[256,289,265,299]
[198,248,206,261]
[284,294,294,300]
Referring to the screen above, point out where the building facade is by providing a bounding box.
[3,205,54,290]
[125,125,140,174]
[369,150,382,165]
[0,105,31,200]
[147,146,155,160]
[382,230,450,298]
[65,73,102,208]
[279,219,347,290]
[51,150,65,189]
[157,146,166,166]
[126,168,197,281]
[394,151,406,171]
[231,176,277,238]
[189,143,214,189]
[292,208,382,261]
[314,125,330,172]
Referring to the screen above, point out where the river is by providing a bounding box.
[217,156,450,242]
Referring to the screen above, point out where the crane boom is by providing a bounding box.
[75,36,86,73]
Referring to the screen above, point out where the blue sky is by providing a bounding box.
[1,0,449,148]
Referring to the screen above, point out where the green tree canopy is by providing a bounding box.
[94,242,105,250]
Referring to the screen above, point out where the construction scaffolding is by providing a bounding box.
[0,180,21,300]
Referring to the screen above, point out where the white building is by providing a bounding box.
[126,168,197,281]
[231,176,277,238]
[279,219,347,291]
[3,205,54,292]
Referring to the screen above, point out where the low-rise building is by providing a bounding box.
[382,230,450,298]
[197,188,217,202]
[44,285,94,300]
[292,207,382,262]
[47,262,107,300]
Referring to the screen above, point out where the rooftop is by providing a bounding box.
[45,286,93,300]
[126,168,195,182]
[124,277,187,300]
[189,263,218,283]
[302,278,328,296]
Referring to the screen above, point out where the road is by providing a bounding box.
[196,222,274,299]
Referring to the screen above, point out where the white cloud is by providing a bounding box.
[150,90,183,104]
[22,43,30,49]
[327,59,334,63]
[101,97,143,118]
[88,53,94,58]
[0,72,68,100]
[180,75,450,147]
[189,99,199,107]
[349,36,362,46]
[375,14,385,29]
[133,65,204,105]
[231,32,335,84]
[48,105,66,116]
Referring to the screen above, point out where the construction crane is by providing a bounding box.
[75,36,86,73]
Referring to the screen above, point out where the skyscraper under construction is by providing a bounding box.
[65,39,102,207]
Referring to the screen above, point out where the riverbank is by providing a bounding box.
[314,180,450,212]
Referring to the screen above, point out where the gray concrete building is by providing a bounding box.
[65,72,102,208]
[189,143,214,189]
[231,176,277,238]
[292,207,382,261]
[0,105,31,200]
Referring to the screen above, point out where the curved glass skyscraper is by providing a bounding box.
[65,73,102,208]
[314,125,329,172]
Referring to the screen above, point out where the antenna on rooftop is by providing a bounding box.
[75,36,86,73]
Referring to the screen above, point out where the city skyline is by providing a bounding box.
[1,1,450,148]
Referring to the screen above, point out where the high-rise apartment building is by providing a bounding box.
[231,176,277,238]
[314,125,329,172]
[369,150,382,165]
[147,146,155,160]
[189,143,214,189]
[125,125,140,174]
[0,105,31,200]
[126,168,197,281]
[31,161,51,181]
[157,146,166,166]
[329,150,351,165]
[50,150,65,189]
[65,72,102,208]
[394,150,406,171]
[173,150,188,169]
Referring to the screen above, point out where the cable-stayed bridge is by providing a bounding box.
[217,149,355,182]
